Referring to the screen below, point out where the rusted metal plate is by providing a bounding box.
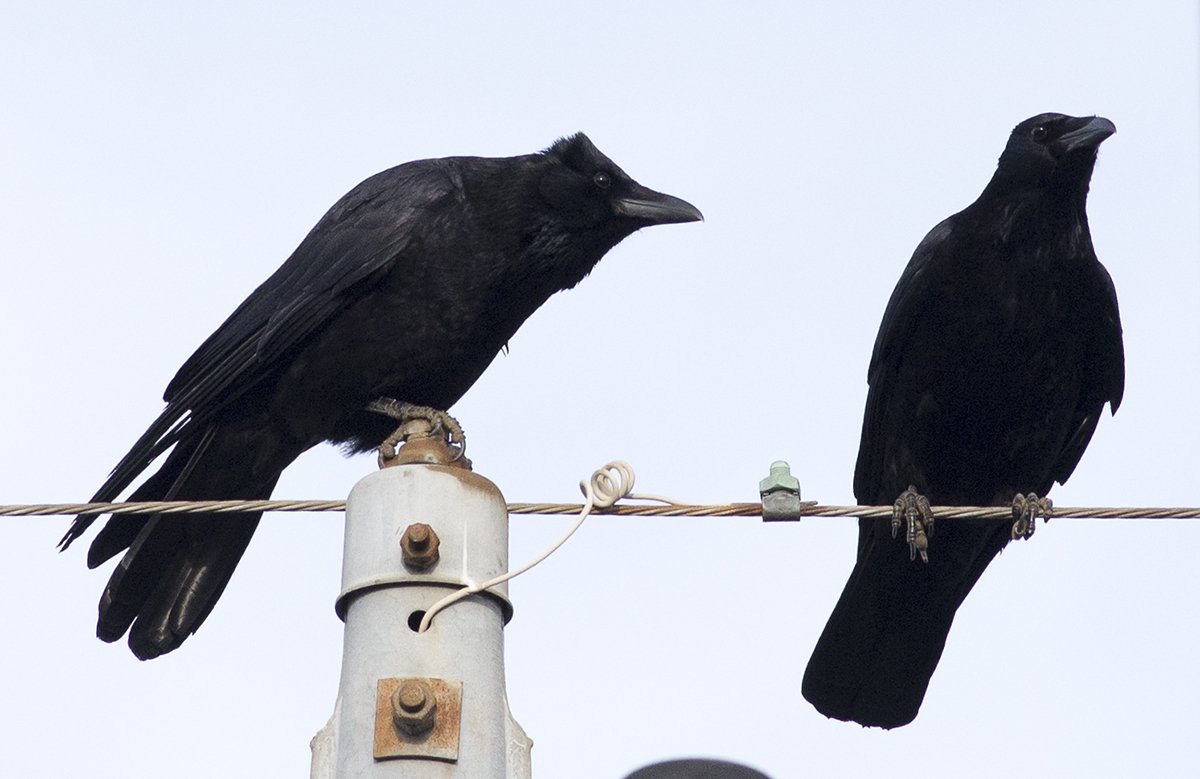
[373,677,462,762]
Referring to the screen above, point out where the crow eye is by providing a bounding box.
[1031,125,1049,141]
[593,171,612,189]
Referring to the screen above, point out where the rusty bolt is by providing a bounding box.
[391,679,437,736]
[401,523,440,569]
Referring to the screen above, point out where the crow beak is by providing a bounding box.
[1055,116,1116,155]
[613,184,704,225]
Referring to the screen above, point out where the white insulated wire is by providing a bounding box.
[417,460,684,632]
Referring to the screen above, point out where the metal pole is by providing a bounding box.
[311,438,531,778]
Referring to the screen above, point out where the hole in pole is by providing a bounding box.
[408,610,427,632]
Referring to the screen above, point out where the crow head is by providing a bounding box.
[521,132,701,289]
[992,113,1115,196]
[539,133,702,231]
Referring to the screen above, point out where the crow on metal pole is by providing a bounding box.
[61,134,702,660]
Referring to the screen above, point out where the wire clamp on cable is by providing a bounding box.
[759,460,804,520]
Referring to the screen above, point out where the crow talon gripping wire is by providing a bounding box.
[1011,492,1052,540]
[892,485,934,563]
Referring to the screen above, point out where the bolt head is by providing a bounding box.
[397,683,427,712]
[401,523,440,569]
[406,524,430,549]
[392,680,437,736]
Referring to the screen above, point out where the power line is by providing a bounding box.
[2,499,1199,521]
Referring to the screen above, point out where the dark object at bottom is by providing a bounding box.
[624,758,772,779]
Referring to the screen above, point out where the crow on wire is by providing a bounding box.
[802,113,1124,728]
[60,133,702,660]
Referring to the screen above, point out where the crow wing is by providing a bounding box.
[63,161,459,545]
[853,217,954,503]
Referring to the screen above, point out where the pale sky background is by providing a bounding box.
[2,3,1198,778]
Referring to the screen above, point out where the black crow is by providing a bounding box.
[60,133,701,659]
[802,113,1124,728]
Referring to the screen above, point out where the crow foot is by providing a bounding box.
[892,485,934,563]
[1011,492,1052,540]
[367,399,468,467]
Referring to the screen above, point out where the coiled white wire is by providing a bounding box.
[417,460,683,632]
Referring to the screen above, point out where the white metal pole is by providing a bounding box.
[311,439,531,778]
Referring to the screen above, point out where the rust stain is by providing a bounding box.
[380,436,471,470]
[373,677,462,762]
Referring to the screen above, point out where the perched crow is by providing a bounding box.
[61,133,701,659]
[802,114,1124,728]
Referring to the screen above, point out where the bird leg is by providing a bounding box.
[367,398,468,465]
[1011,492,1052,540]
[892,485,934,563]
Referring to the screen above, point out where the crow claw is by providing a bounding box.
[1011,492,1051,540]
[892,485,934,563]
[368,399,468,465]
